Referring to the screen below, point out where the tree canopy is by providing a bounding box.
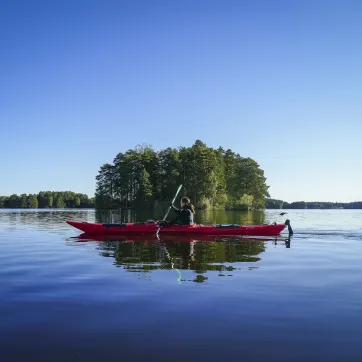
[0,191,95,209]
[95,140,270,210]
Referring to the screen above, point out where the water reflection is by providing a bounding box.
[95,208,270,226]
[68,233,292,282]
[272,236,292,248]
[0,209,95,232]
[99,237,266,283]
[0,209,291,283]
[0,208,276,231]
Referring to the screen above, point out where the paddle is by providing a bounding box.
[156,184,182,235]
[156,234,183,284]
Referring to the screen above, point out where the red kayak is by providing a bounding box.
[66,219,289,236]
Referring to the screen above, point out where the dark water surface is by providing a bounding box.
[1,209,362,361]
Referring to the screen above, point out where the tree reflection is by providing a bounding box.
[82,235,272,283]
[67,232,292,283]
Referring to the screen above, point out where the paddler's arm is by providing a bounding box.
[171,204,181,213]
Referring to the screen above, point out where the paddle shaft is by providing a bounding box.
[156,184,182,234]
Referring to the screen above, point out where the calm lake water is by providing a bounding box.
[1,209,362,361]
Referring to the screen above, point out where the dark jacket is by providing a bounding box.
[171,205,194,225]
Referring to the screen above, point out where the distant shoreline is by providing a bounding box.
[2,192,362,210]
[0,191,95,209]
[266,199,362,210]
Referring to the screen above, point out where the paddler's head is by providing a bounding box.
[181,196,190,207]
[180,197,195,214]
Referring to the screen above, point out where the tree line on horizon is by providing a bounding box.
[95,140,270,210]
[0,191,95,209]
[2,191,360,211]
[266,199,362,209]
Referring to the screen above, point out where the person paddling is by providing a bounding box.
[171,196,195,225]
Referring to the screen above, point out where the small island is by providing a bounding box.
[94,140,270,211]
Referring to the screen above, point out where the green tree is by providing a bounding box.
[235,194,254,210]
[233,157,270,209]
[265,199,284,209]
[38,191,54,208]
[55,196,66,208]
[20,194,28,208]
[137,167,153,205]
[38,192,47,208]
[46,192,54,208]
[95,163,117,208]
[6,194,20,208]
[28,194,38,208]
[157,147,182,201]
[74,195,81,207]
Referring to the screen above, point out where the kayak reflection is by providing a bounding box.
[68,233,291,282]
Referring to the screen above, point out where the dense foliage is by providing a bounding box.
[0,191,95,209]
[266,199,362,209]
[95,140,270,210]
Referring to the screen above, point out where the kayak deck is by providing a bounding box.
[66,220,287,236]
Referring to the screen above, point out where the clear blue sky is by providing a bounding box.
[1,0,361,202]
